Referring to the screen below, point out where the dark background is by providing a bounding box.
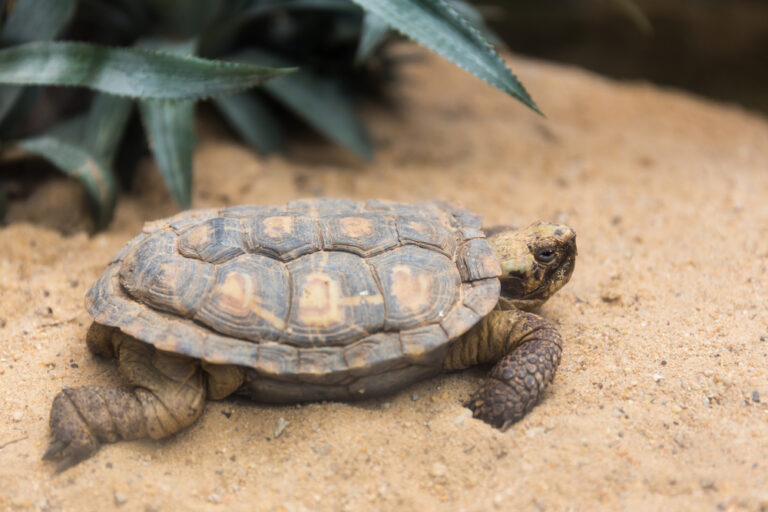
[487,0,768,114]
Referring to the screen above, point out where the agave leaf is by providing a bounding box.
[355,12,390,65]
[229,50,372,160]
[0,0,77,44]
[213,93,285,155]
[0,42,295,100]
[447,0,502,46]
[82,94,133,160]
[351,0,540,114]
[9,136,116,228]
[0,86,42,139]
[139,99,194,209]
[45,114,87,143]
[0,86,21,126]
[0,0,77,125]
[135,38,197,209]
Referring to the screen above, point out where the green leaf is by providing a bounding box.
[355,12,390,65]
[447,1,502,46]
[0,87,41,139]
[0,42,296,100]
[0,86,21,126]
[213,93,285,155]
[229,50,372,160]
[9,136,116,228]
[82,94,133,160]
[350,0,540,114]
[135,38,198,209]
[45,114,86,142]
[0,0,77,44]
[139,100,195,209]
[0,0,77,125]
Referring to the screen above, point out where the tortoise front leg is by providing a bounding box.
[44,329,206,471]
[444,309,563,430]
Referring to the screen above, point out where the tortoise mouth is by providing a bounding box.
[500,277,546,301]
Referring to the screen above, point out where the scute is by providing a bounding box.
[177,216,245,263]
[243,213,321,260]
[87,199,501,386]
[285,251,385,345]
[396,215,456,256]
[119,232,215,317]
[321,213,399,256]
[370,246,459,330]
[194,254,290,341]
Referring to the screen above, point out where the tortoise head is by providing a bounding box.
[486,222,577,311]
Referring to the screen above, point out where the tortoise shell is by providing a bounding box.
[87,199,501,400]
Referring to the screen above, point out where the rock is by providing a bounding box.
[274,417,289,438]
[113,492,127,507]
[430,462,447,478]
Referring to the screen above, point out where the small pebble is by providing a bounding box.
[752,391,761,403]
[674,433,691,449]
[113,492,127,507]
[652,373,664,383]
[430,462,447,478]
[274,417,289,438]
[411,393,420,401]
[452,409,471,427]
[208,493,222,504]
[11,410,23,422]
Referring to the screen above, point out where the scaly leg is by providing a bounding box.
[444,309,563,430]
[44,326,206,471]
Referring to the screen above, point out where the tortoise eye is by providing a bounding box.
[534,247,557,263]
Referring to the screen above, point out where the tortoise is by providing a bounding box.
[44,198,577,470]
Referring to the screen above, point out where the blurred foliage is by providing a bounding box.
[0,0,536,228]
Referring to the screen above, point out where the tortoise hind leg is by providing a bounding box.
[85,322,117,357]
[444,309,563,429]
[44,333,206,471]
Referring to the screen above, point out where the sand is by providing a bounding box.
[1,47,767,511]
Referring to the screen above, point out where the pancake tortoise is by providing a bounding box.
[44,198,577,470]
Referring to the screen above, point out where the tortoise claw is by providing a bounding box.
[42,439,67,460]
[44,389,101,471]
[43,438,99,473]
[465,378,530,431]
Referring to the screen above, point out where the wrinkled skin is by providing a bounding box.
[44,221,577,470]
[445,222,577,429]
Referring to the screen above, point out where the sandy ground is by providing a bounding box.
[1,48,767,511]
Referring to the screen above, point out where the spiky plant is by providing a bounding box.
[0,0,538,229]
